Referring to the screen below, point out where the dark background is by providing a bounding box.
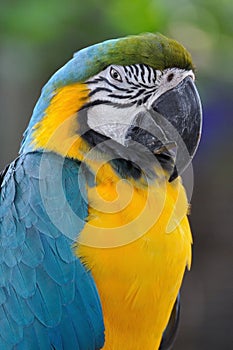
[0,1,232,349]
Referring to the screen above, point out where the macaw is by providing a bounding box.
[0,33,202,350]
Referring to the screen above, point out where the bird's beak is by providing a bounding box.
[125,76,202,179]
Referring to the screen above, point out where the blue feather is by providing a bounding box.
[21,228,44,268]
[3,247,21,268]
[4,286,34,326]
[33,319,52,349]
[48,328,63,350]
[59,280,75,305]
[27,265,62,327]
[0,152,104,349]
[57,307,81,350]
[0,288,6,305]
[0,263,11,288]
[0,305,23,345]
[55,234,76,263]
[15,324,39,350]
[41,234,75,285]
[11,263,36,298]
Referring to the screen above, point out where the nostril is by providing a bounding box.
[167,73,174,82]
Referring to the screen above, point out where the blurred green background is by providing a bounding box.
[0,0,232,349]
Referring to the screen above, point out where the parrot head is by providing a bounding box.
[21,33,202,180]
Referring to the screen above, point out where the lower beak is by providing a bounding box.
[125,76,202,179]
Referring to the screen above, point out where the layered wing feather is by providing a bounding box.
[0,152,104,350]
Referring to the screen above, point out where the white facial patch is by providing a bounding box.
[87,103,145,145]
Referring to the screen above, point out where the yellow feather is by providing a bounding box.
[76,164,192,350]
[32,83,90,159]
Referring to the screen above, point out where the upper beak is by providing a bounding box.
[125,76,202,179]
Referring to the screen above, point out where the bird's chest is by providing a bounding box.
[77,172,192,350]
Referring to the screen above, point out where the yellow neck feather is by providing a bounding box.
[31,83,90,160]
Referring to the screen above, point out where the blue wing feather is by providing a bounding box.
[11,263,37,298]
[0,152,105,349]
[0,305,23,345]
[4,286,34,327]
[33,319,52,349]
[3,246,19,267]
[0,288,6,305]
[55,234,76,263]
[27,265,62,327]
[21,228,44,268]
[15,322,42,350]
[57,307,82,350]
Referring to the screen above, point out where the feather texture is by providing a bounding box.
[0,152,104,349]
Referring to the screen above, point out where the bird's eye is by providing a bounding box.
[110,67,122,82]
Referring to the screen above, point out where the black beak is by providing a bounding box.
[125,76,202,179]
[152,76,202,166]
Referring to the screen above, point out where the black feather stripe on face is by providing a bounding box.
[85,64,159,109]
